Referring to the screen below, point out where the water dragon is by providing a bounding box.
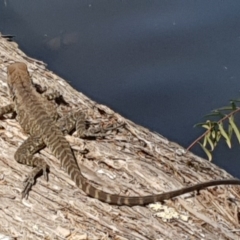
[1,62,239,206]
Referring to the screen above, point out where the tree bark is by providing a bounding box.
[0,35,239,240]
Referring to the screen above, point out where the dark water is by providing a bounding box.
[1,1,240,177]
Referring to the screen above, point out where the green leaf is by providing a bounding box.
[203,135,207,147]
[216,131,221,142]
[215,106,233,111]
[230,101,237,110]
[198,142,212,161]
[206,136,214,151]
[211,129,219,141]
[228,122,233,140]
[211,130,216,139]
[203,131,211,147]
[194,122,210,128]
[219,123,231,148]
[202,124,211,130]
[204,112,222,118]
[229,116,240,144]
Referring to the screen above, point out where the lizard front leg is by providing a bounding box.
[57,110,125,138]
[14,135,48,198]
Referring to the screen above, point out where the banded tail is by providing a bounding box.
[43,125,240,205]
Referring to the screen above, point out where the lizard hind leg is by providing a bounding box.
[14,135,48,198]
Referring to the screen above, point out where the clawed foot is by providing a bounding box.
[21,163,49,198]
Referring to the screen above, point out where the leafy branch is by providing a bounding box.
[187,100,240,160]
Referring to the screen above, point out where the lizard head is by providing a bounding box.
[7,62,32,99]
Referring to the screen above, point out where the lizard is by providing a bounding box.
[1,61,240,206]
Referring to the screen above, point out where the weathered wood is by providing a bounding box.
[0,35,239,240]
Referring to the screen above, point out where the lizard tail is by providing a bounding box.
[45,125,240,206]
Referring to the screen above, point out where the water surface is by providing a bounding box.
[1,0,240,177]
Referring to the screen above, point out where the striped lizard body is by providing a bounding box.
[2,62,240,206]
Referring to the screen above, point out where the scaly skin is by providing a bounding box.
[1,62,240,206]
